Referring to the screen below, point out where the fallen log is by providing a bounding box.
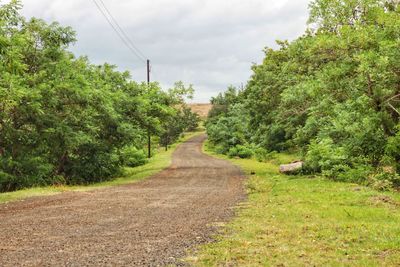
[279,161,304,174]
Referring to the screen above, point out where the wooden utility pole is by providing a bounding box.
[147,59,150,85]
[147,59,151,158]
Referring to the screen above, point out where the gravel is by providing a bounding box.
[0,134,245,266]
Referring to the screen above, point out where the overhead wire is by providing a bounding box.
[97,0,147,62]
[91,0,147,64]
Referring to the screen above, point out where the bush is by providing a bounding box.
[305,138,348,174]
[65,144,122,184]
[206,103,250,154]
[228,145,253,159]
[385,127,400,173]
[120,146,148,167]
[0,171,18,193]
[254,147,278,162]
[0,155,54,192]
[305,138,376,183]
[227,146,238,158]
[335,164,373,184]
[214,145,227,155]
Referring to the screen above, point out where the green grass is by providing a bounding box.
[0,131,202,204]
[190,141,400,266]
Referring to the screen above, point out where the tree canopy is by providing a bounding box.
[206,0,400,190]
[0,0,199,192]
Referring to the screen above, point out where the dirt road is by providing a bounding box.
[0,134,245,266]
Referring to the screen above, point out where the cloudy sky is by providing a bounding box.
[20,0,310,102]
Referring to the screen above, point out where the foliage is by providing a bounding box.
[159,105,200,150]
[385,124,400,172]
[227,145,254,159]
[0,131,202,204]
[206,89,249,155]
[119,146,147,168]
[0,1,199,192]
[206,0,400,189]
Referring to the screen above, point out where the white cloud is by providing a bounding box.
[19,0,310,102]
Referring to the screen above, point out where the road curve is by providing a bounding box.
[0,134,245,266]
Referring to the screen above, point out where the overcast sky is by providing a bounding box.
[20,0,310,102]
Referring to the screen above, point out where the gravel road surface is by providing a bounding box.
[0,134,245,266]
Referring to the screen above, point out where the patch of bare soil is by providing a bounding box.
[0,134,245,266]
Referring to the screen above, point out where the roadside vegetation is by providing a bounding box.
[190,141,400,266]
[0,131,202,204]
[206,0,400,190]
[201,0,400,263]
[0,1,200,192]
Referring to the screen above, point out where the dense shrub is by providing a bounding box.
[0,155,54,191]
[385,125,400,173]
[305,138,348,174]
[206,100,250,154]
[228,145,254,159]
[254,147,270,162]
[120,146,148,168]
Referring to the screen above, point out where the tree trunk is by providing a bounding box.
[147,130,151,158]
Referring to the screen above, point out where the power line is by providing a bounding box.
[97,0,147,61]
[91,0,146,64]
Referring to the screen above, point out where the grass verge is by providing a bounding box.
[190,141,400,266]
[0,131,203,204]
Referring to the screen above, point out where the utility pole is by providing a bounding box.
[147,59,151,158]
[147,59,150,85]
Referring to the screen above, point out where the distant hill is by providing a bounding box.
[188,103,212,119]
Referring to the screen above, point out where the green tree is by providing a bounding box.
[0,1,197,192]
[206,0,400,188]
